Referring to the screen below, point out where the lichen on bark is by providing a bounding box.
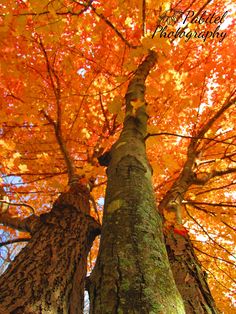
[88,50,185,313]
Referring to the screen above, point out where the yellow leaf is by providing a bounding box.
[48,8,58,19]
[141,37,154,50]
[108,96,122,114]
[130,98,145,110]
[117,110,125,123]
[13,152,21,158]
[81,128,91,139]
[19,164,28,173]
[0,139,15,150]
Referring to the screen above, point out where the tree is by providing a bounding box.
[0,0,235,313]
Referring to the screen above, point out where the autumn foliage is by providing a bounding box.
[0,0,235,312]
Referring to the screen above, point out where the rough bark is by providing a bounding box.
[0,187,100,314]
[0,211,40,234]
[159,145,220,313]
[88,51,185,313]
[166,231,220,314]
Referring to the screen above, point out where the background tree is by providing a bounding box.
[0,0,235,313]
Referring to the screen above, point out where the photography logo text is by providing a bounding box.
[153,10,228,43]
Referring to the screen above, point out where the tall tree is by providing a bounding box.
[88,50,186,313]
[0,0,235,313]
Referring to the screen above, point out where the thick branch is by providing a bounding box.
[0,213,40,234]
[121,50,158,141]
[194,93,236,147]
[159,93,236,221]
[0,238,30,247]
[193,167,236,185]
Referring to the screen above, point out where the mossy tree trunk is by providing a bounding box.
[88,51,185,314]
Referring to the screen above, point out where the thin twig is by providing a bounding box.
[99,92,111,133]
[145,132,236,147]
[193,245,235,266]
[185,200,236,208]
[196,92,236,145]
[0,200,35,214]
[89,196,101,224]
[38,38,76,182]
[90,5,136,48]
[186,207,235,258]
[142,0,146,36]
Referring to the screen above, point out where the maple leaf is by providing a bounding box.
[18,164,28,173]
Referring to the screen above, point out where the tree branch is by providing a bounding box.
[186,201,236,233]
[192,167,236,185]
[99,92,111,134]
[41,110,76,183]
[195,92,236,146]
[185,200,236,208]
[142,0,146,36]
[158,93,236,222]
[145,132,236,147]
[12,0,94,17]
[39,38,59,102]
[186,207,235,258]
[39,38,76,184]
[89,196,101,224]
[0,213,40,234]
[0,238,30,248]
[0,200,35,214]
[90,5,136,48]
[193,245,235,266]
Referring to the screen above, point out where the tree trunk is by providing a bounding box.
[0,188,100,314]
[159,145,220,313]
[166,230,220,314]
[88,51,185,313]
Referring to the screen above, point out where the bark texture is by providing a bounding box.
[88,51,185,313]
[159,144,220,313]
[166,231,220,314]
[0,188,100,314]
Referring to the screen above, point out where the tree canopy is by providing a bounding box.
[0,0,235,313]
